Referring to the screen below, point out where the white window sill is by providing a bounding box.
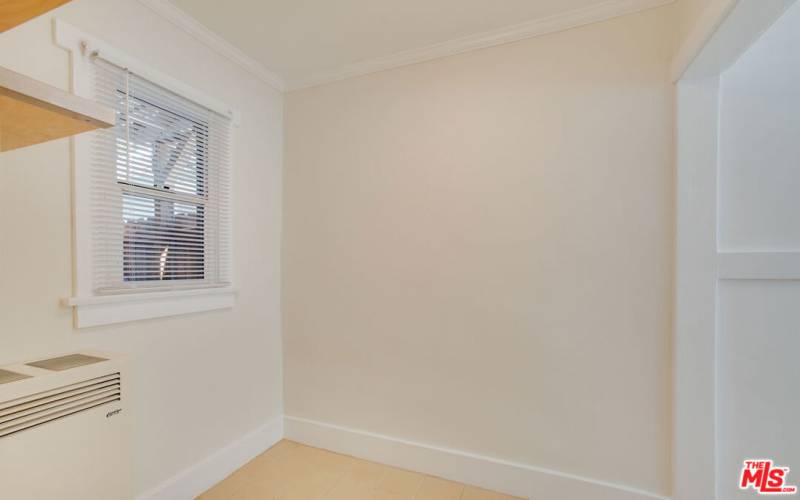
[64,287,236,328]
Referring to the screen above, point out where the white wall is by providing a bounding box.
[0,0,283,496]
[284,5,675,497]
[717,3,800,498]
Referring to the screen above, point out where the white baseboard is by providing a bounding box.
[135,414,669,500]
[284,416,669,500]
[137,416,284,500]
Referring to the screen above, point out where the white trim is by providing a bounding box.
[67,288,236,328]
[718,252,800,280]
[137,416,283,500]
[56,20,238,328]
[288,0,675,90]
[136,0,284,92]
[66,286,236,306]
[284,416,669,500]
[674,77,720,500]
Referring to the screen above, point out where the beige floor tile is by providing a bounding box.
[233,441,302,485]
[234,480,283,500]
[238,464,296,491]
[198,441,518,500]
[291,444,356,475]
[415,476,464,500]
[376,467,425,495]
[323,477,375,500]
[246,471,293,498]
[241,452,338,498]
[345,458,388,484]
[198,477,245,500]
[322,459,390,500]
[277,472,340,500]
[322,460,387,498]
[232,454,288,485]
[461,485,526,500]
[461,486,500,500]
[200,490,256,500]
[372,491,410,500]
[259,440,301,463]
[274,454,322,481]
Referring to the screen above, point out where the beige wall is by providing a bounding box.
[0,0,283,495]
[284,5,675,496]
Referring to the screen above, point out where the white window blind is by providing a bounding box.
[89,57,232,293]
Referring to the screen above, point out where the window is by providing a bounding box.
[91,58,232,293]
[58,21,236,327]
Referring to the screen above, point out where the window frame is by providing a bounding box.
[57,21,238,328]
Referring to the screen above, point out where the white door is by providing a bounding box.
[716,4,800,498]
[675,1,800,499]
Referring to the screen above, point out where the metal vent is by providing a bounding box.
[26,354,107,371]
[0,369,30,385]
[0,373,121,438]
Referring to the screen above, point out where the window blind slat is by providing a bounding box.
[89,58,232,293]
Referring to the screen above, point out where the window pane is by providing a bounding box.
[90,60,231,293]
[116,91,208,199]
[122,193,205,282]
[115,86,209,285]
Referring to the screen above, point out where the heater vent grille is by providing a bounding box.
[0,373,121,438]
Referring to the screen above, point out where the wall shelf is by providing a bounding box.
[1,0,71,32]
[0,65,115,152]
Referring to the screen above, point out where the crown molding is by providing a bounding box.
[288,0,675,90]
[137,0,675,93]
[671,0,795,82]
[136,0,285,91]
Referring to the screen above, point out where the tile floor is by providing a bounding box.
[198,440,525,500]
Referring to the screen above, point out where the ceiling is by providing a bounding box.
[166,0,668,89]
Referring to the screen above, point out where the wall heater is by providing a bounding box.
[0,351,132,500]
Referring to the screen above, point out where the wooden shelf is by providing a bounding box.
[1,0,71,32]
[0,66,115,152]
